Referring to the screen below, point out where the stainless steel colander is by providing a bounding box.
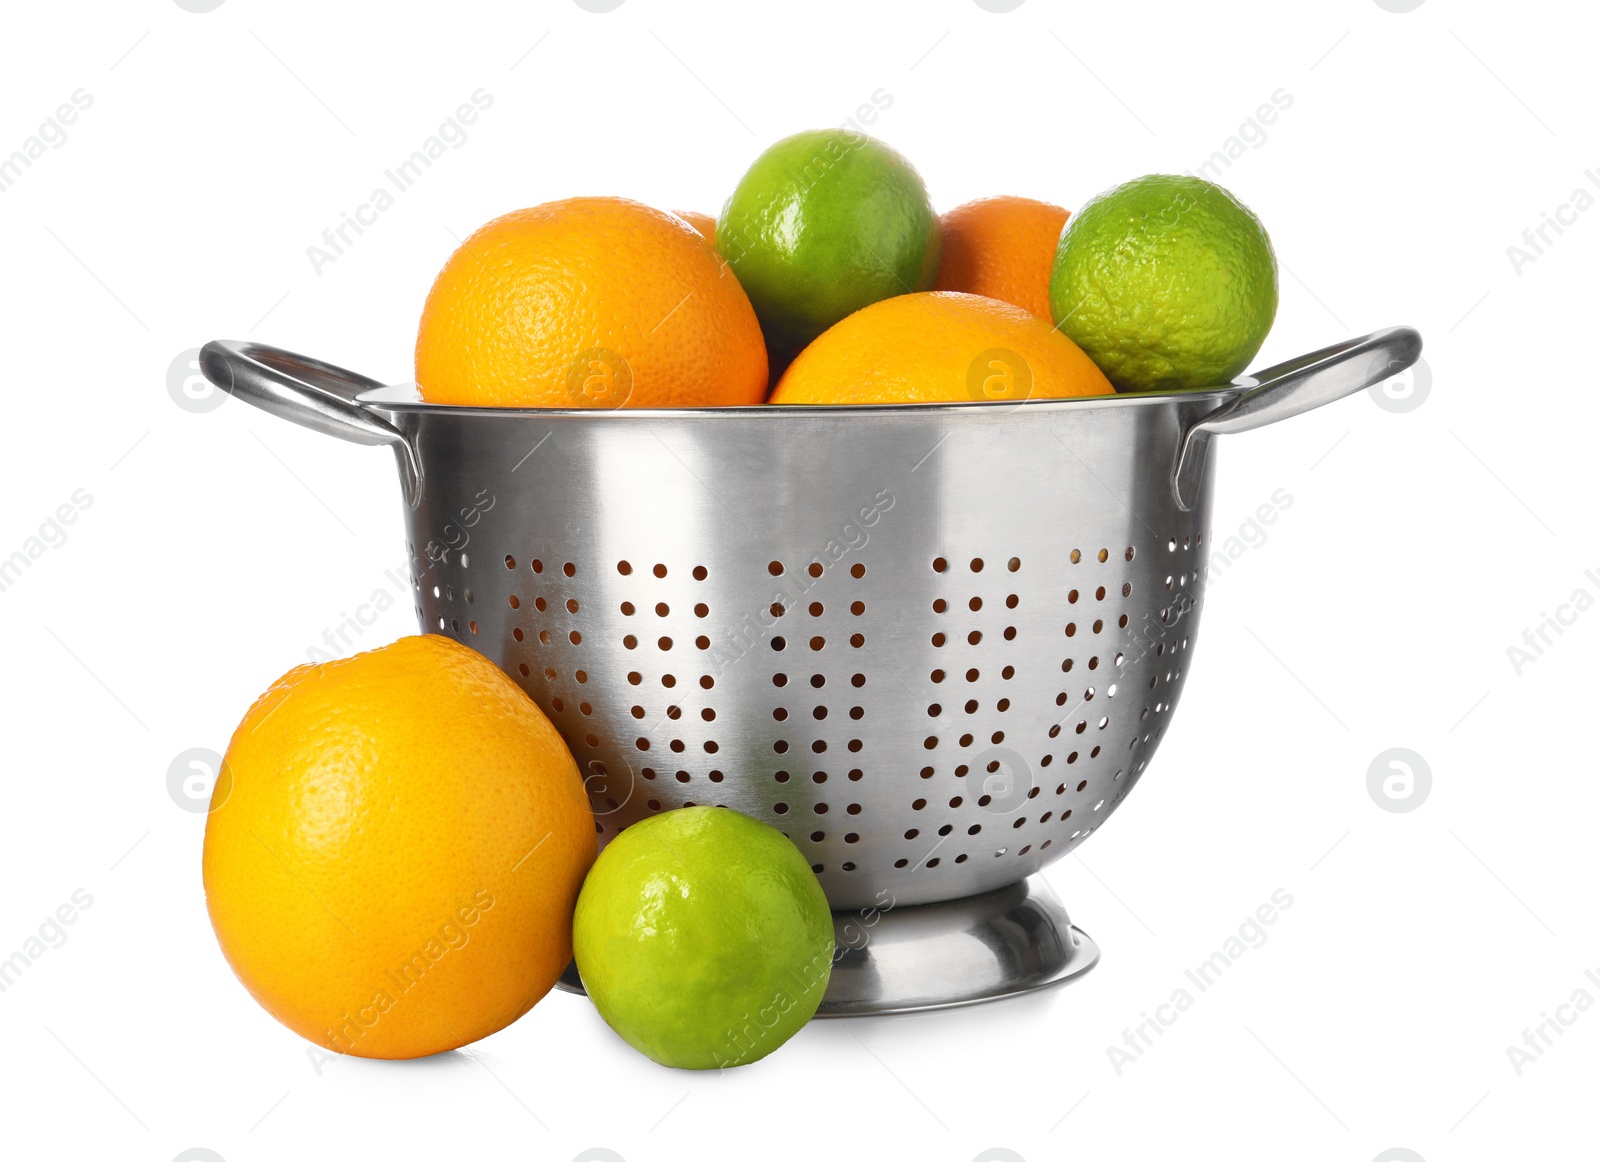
[201,326,1420,1015]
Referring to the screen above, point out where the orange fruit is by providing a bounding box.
[415,197,767,408]
[674,210,717,244]
[932,196,1070,320]
[769,291,1113,405]
[202,635,596,1060]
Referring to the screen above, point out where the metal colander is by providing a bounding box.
[201,325,1420,1014]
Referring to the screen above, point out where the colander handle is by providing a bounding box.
[199,339,422,505]
[1172,325,1423,510]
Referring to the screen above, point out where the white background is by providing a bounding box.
[0,0,1592,1159]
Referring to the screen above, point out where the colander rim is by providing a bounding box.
[355,380,1251,419]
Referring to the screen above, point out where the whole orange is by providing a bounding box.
[673,210,717,244]
[932,196,1071,320]
[769,291,1112,405]
[415,197,767,408]
[202,635,596,1060]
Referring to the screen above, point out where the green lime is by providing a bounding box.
[717,129,940,371]
[1048,174,1278,391]
[572,806,834,1070]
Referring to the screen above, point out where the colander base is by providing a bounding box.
[555,873,1098,1018]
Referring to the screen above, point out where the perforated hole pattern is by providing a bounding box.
[412,529,1206,907]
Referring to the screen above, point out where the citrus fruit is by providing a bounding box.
[673,210,717,244]
[1048,174,1278,391]
[415,197,767,408]
[768,291,1113,405]
[932,195,1070,319]
[573,806,834,1070]
[202,635,596,1060]
[717,129,940,371]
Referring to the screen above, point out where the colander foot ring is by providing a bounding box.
[554,873,1098,1018]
